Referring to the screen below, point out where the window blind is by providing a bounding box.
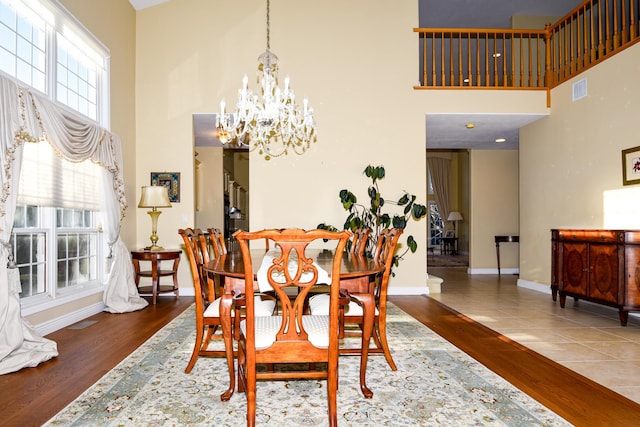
[17,141,101,210]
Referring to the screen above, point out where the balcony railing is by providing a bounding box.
[415,0,640,90]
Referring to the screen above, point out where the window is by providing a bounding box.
[1,0,110,306]
[428,201,444,248]
[11,205,103,299]
[0,0,108,123]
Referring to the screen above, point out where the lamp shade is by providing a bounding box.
[138,186,172,208]
[447,211,463,221]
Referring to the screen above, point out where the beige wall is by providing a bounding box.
[469,150,520,273]
[135,0,428,291]
[194,147,224,230]
[520,42,640,286]
[26,0,137,327]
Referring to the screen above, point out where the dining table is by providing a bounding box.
[203,248,385,400]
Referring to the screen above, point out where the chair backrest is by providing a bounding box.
[179,228,216,312]
[234,228,351,353]
[350,228,371,256]
[373,228,403,303]
[207,227,227,258]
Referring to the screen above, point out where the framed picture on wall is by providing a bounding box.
[622,146,640,186]
[151,172,180,202]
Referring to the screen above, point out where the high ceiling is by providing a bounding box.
[132,0,584,150]
[419,0,582,150]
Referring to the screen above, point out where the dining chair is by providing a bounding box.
[309,227,403,371]
[234,228,351,427]
[207,227,227,258]
[178,228,276,401]
[350,227,371,256]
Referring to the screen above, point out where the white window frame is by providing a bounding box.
[1,0,111,313]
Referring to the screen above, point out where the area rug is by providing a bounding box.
[428,254,469,267]
[43,304,570,426]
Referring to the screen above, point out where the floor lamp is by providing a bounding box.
[138,186,172,250]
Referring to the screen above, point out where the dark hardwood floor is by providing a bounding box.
[0,297,193,427]
[2,294,640,426]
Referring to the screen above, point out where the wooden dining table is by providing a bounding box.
[203,248,384,400]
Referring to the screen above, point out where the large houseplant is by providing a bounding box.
[318,165,427,270]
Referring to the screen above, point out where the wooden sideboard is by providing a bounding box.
[551,229,640,325]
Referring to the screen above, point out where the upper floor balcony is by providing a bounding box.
[415,0,640,94]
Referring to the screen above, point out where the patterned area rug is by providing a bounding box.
[44,304,570,426]
[428,254,469,267]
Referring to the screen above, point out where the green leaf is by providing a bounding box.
[407,235,418,252]
[392,216,407,229]
[398,193,410,205]
[412,203,427,219]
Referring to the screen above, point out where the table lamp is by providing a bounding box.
[138,185,172,250]
[447,211,463,237]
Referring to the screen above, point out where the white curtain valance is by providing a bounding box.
[0,72,147,375]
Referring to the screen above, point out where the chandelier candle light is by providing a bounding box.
[216,0,316,160]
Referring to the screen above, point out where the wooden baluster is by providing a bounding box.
[605,0,611,53]
[440,31,445,86]
[457,33,463,86]
[613,0,620,48]
[502,35,507,86]
[527,36,533,87]
[421,33,427,86]
[630,0,637,41]
[590,0,596,62]
[467,32,472,85]
[492,35,498,86]
[544,24,552,87]
[476,32,481,85]
[431,34,436,87]
[484,33,489,85]
[620,0,627,44]
[598,0,604,58]
[447,34,455,86]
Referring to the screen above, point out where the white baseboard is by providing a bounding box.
[517,278,552,294]
[35,302,106,336]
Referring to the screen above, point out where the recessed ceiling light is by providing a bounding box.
[492,52,502,58]
[495,138,506,143]
[463,78,470,83]
[466,123,475,129]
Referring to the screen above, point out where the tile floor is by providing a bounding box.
[427,267,640,405]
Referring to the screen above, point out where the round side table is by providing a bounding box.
[131,249,181,304]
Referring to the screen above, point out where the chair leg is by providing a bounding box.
[185,326,204,373]
[377,317,397,371]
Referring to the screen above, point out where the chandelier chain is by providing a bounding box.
[266,0,270,50]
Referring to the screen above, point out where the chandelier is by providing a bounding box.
[216,0,316,160]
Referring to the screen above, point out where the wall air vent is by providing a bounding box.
[572,78,587,101]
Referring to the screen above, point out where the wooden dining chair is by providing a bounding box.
[309,227,403,371]
[350,227,371,256]
[234,228,351,427]
[178,228,276,401]
[207,227,227,258]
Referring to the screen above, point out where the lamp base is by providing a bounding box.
[144,244,165,251]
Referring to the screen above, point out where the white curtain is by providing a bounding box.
[0,73,146,374]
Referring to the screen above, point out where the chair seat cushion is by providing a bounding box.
[308,293,379,317]
[240,315,330,350]
[203,295,276,318]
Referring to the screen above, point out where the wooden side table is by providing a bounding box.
[494,235,519,275]
[131,249,181,304]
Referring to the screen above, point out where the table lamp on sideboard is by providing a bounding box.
[138,185,172,250]
[447,211,463,238]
